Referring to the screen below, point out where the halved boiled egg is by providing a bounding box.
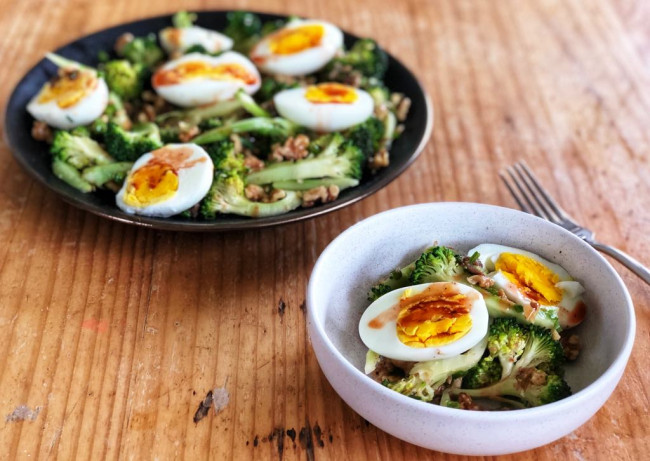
[159,25,233,54]
[274,83,373,132]
[468,244,586,328]
[27,67,109,129]
[250,19,343,76]
[359,282,489,362]
[152,52,261,107]
[116,144,213,218]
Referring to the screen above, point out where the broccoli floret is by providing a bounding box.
[256,77,300,102]
[368,283,394,302]
[104,122,162,161]
[118,34,164,69]
[102,60,145,100]
[462,357,503,389]
[81,162,133,188]
[346,117,384,158]
[52,157,94,193]
[50,130,113,169]
[454,368,571,408]
[172,11,197,28]
[323,38,388,84]
[192,117,299,145]
[486,318,529,378]
[308,132,345,157]
[200,172,301,218]
[224,11,262,54]
[385,334,488,402]
[70,126,91,138]
[410,246,465,284]
[367,253,432,302]
[245,142,364,185]
[90,92,132,140]
[204,139,246,175]
[365,83,390,108]
[514,324,565,372]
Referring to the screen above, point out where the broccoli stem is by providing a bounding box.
[382,111,397,149]
[82,162,134,187]
[193,117,297,144]
[235,89,270,118]
[52,158,94,193]
[272,177,359,191]
[246,156,353,185]
[155,99,242,125]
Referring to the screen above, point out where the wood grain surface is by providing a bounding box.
[1,0,649,459]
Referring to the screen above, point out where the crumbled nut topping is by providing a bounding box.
[368,148,389,171]
[31,121,53,143]
[302,185,340,207]
[270,134,310,162]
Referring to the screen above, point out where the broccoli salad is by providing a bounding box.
[360,244,585,410]
[27,11,411,219]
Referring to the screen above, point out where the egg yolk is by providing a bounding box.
[495,253,562,305]
[305,83,358,104]
[269,24,325,55]
[396,287,473,348]
[123,162,179,207]
[153,61,258,86]
[38,69,97,108]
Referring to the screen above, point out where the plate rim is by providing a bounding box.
[4,9,434,232]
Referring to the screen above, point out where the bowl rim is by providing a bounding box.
[307,202,636,420]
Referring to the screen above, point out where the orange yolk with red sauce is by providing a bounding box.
[495,253,562,305]
[269,24,325,55]
[123,162,179,207]
[304,83,358,104]
[153,61,258,87]
[396,288,473,348]
[38,69,97,108]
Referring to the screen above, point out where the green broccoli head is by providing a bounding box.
[368,283,393,302]
[51,130,113,169]
[205,139,246,175]
[104,122,163,162]
[324,38,389,84]
[224,11,262,53]
[410,246,465,284]
[486,317,530,378]
[257,77,300,102]
[200,171,301,218]
[103,60,145,100]
[172,11,197,28]
[515,324,566,372]
[118,34,164,69]
[346,117,384,158]
[365,83,390,107]
[462,357,503,389]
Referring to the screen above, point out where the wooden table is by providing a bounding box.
[1,0,648,459]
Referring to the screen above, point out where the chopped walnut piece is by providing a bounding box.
[368,148,389,171]
[560,334,581,361]
[516,368,548,390]
[467,274,495,289]
[31,121,53,143]
[244,153,265,172]
[244,184,265,201]
[302,185,340,207]
[114,33,134,55]
[269,134,310,162]
[178,125,200,143]
[396,96,412,121]
[265,189,287,203]
[457,393,480,410]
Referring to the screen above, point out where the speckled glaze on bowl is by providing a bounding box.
[306,202,635,456]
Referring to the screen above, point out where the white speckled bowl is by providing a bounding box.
[307,203,635,456]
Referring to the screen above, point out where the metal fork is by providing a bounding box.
[500,162,650,285]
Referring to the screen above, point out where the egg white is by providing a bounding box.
[274,86,374,132]
[159,26,234,54]
[153,52,261,107]
[27,74,109,130]
[115,144,214,218]
[468,244,586,327]
[249,19,343,76]
[359,282,489,362]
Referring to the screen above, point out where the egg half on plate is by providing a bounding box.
[250,19,343,76]
[274,83,374,132]
[159,25,233,54]
[27,67,109,130]
[116,144,213,218]
[359,282,489,362]
[468,244,586,329]
[152,52,261,107]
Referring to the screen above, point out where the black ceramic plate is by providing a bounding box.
[5,11,432,231]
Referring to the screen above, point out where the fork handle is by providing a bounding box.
[589,241,650,285]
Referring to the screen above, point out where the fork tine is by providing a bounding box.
[499,171,531,213]
[511,163,563,224]
[503,165,552,220]
[517,162,572,223]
